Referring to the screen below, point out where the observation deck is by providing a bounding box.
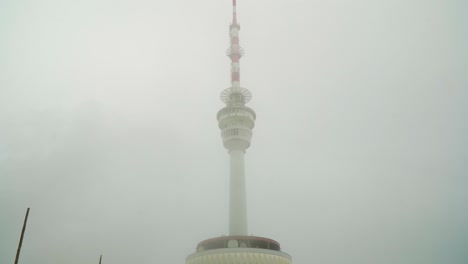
[217,102,256,150]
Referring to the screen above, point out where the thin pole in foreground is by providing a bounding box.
[99,255,102,264]
[14,208,30,264]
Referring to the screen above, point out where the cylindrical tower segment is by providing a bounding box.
[229,150,247,235]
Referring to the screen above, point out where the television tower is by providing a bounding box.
[186,1,292,264]
[219,0,254,236]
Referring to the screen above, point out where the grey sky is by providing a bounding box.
[1,0,467,264]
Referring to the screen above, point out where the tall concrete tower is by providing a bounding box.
[219,0,254,237]
[186,1,292,264]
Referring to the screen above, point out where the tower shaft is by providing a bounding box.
[229,149,247,235]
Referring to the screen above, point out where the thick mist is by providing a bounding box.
[1,0,467,264]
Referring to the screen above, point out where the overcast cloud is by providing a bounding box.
[1,0,467,264]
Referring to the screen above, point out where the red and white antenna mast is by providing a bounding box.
[232,0,238,25]
[221,0,250,106]
[229,0,242,87]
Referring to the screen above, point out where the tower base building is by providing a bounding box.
[186,236,291,264]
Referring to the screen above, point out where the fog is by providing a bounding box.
[1,0,467,264]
